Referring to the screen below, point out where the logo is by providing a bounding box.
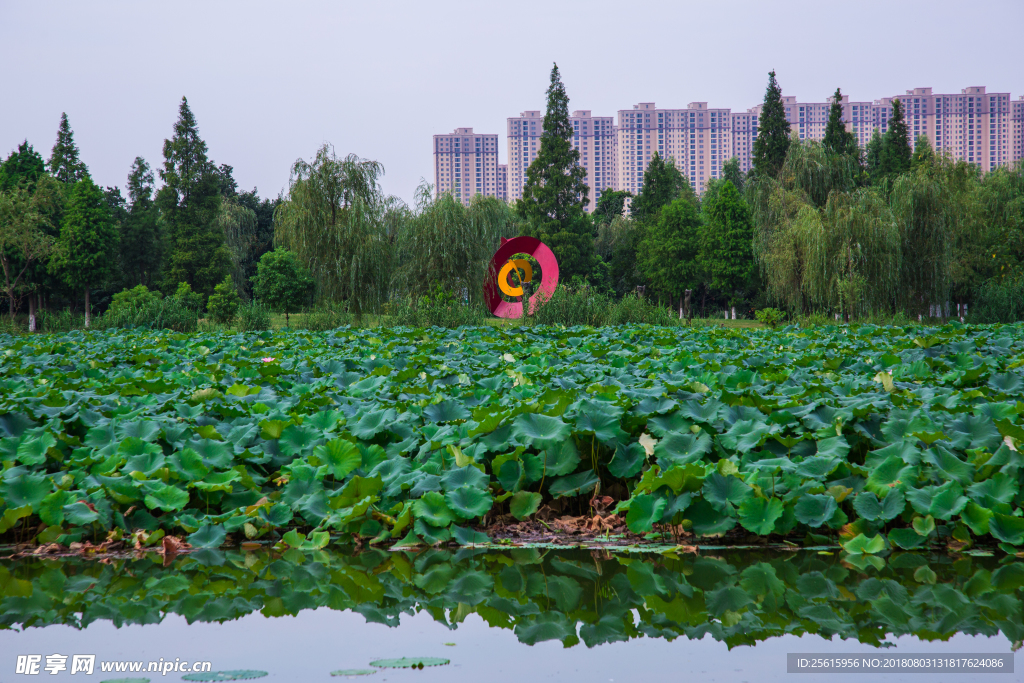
[484,237,559,319]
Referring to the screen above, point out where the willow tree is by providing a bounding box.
[395,184,518,304]
[215,198,259,298]
[274,145,396,317]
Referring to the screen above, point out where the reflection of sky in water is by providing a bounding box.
[1,609,1015,683]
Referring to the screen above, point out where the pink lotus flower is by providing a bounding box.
[261,357,275,363]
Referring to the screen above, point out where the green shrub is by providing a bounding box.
[237,300,272,332]
[38,308,85,332]
[608,293,677,325]
[173,282,205,312]
[302,301,352,331]
[99,296,198,333]
[530,285,610,327]
[252,248,315,326]
[968,279,1024,323]
[207,276,241,324]
[755,307,786,328]
[108,285,160,317]
[388,286,485,328]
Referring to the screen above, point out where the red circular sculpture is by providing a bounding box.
[484,237,559,319]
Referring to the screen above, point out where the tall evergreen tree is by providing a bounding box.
[752,71,791,179]
[879,98,912,179]
[50,176,118,327]
[631,152,692,221]
[47,113,89,185]
[0,142,46,192]
[721,157,745,194]
[911,134,936,170]
[866,128,885,184]
[156,97,231,297]
[699,181,755,306]
[518,64,595,281]
[593,189,631,225]
[823,88,859,158]
[120,157,164,288]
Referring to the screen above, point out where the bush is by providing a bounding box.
[755,307,786,328]
[608,293,677,325]
[207,276,241,324]
[252,248,315,326]
[388,286,485,328]
[99,296,198,333]
[302,301,352,331]
[38,308,86,332]
[173,282,205,312]
[108,285,160,317]
[968,279,1024,324]
[237,300,272,332]
[530,285,610,327]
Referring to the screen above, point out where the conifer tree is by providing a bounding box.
[638,197,702,317]
[752,71,791,179]
[518,64,595,280]
[120,157,164,287]
[866,128,885,184]
[721,157,745,194]
[156,97,231,297]
[631,152,692,221]
[823,88,859,158]
[50,176,118,327]
[47,113,89,185]
[0,142,46,192]
[880,99,912,179]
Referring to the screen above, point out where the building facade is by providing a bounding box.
[433,128,502,206]
[438,84,1022,204]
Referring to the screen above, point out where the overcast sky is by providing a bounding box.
[2,0,1022,205]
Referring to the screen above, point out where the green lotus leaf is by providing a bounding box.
[330,670,377,676]
[548,470,600,499]
[966,473,1018,507]
[685,497,736,536]
[450,524,490,545]
[739,562,786,597]
[190,439,233,469]
[737,497,785,535]
[188,524,227,549]
[63,501,100,525]
[608,442,645,478]
[794,494,838,528]
[444,486,493,519]
[278,424,321,457]
[497,459,524,493]
[100,679,151,683]
[540,439,581,477]
[368,658,449,669]
[306,409,343,433]
[988,513,1024,545]
[947,414,1002,451]
[888,527,928,549]
[38,490,74,526]
[511,413,571,450]
[423,400,471,423]
[645,411,691,437]
[143,483,190,512]
[928,481,969,520]
[842,533,886,555]
[923,446,975,487]
[0,505,31,534]
[702,472,753,513]
[16,432,55,465]
[814,435,850,459]
[169,448,210,481]
[961,501,993,535]
[412,491,455,527]
[654,432,712,468]
[509,490,541,520]
[794,456,840,480]
[351,408,398,440]
[625,493,668,534]
[865,456,915,496]
[852,489,905,522]
[0,472,52,509]
[315,439,362,480]
[719,419,771,452]
[440,465,489,491]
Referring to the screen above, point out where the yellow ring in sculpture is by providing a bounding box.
[498,259,533,297]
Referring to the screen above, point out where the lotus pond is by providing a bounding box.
[1,322,1023,553]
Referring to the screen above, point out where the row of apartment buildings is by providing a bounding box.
[434,85,1024,209]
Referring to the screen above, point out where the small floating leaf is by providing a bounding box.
[369,658,450,669]
[330,670,377,677]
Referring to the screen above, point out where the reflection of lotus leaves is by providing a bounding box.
[484,236,559,318]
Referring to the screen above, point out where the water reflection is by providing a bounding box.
[1,547,1021,651]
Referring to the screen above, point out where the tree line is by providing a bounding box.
[2,69,1022,331]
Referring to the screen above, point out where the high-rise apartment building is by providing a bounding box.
[433,128,501,206]
[507,110,613,211]
[438,84,1021,206]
